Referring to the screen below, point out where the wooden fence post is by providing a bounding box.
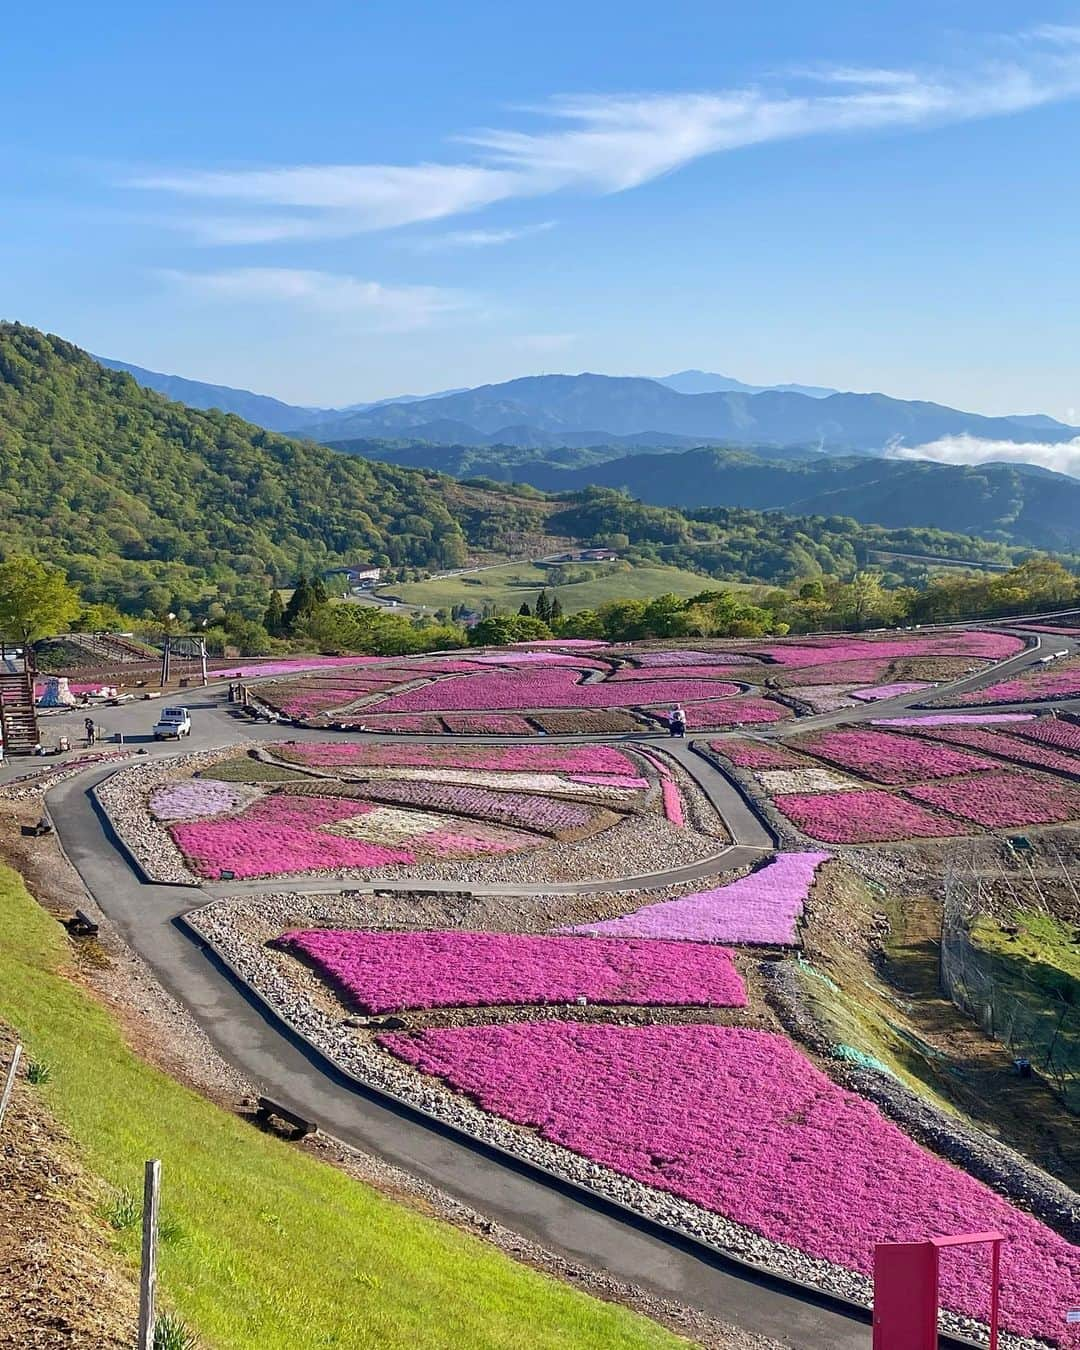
[0,1042,22,1131]
[136,1159,161,1350]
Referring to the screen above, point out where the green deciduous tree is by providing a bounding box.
[0,555,81,642]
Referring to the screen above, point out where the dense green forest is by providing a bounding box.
[0,324,549,616]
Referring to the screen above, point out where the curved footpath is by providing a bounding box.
[11,629,1078,1348]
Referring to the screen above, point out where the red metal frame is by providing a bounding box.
[873,1231,1005,1350]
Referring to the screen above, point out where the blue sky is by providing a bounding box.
[5,2,1080,415]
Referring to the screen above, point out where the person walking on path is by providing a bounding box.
[84,717,96,747]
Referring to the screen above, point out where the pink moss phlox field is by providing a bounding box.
[801,729,996,785]
[513,639,608,648]
[954,658,1080,705]
[774,789,965,843]
[661,779,685,826]
[623,650,757,667]
[568,774,650,789]
[467,652,611,669]
[748,632,1022,669]
[149,779,256,821]
[212,656,382,679]
[353,779,597,834]
[898,725,1080,777]
[850,682,933,701]
[610,664,751,682]
[564,852,829,944]
[716,740,806,769]
[170,794,416,879]
[276,741,637,775]
[370,669,741,713]
[286,930,747,1011]
[906,771,1080,827]
[871,714,1034,728]
[439,714,536,735]
[1007,718,1080,752]
[345,714,448,733]
[378,1024,1077,1341]
[647,698,790,728]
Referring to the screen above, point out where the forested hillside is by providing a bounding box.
[0,325,547,614]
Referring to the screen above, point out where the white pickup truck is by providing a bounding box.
[153,706,192,740]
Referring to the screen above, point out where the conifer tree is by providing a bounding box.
[518,600,531,617]
[263,587,286,637]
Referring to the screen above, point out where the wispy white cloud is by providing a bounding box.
[126,27,1080,241]
[160,267,468,329]
[402,221,556,251]
[894,433,1080,480]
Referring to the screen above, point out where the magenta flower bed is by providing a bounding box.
[661,779,685,827]
[774,789,965,842]
[285,930,746,1011]
[467,652,611,669]
[369,668,741,713]
[610,664,750,682]
[906,771,1080,828]
[564,852,829,944]
[871,713,1035,728]
[850,682,933,701]
[267,682,404,718]
[212,656,381,679]
[170,795,415,878]
[899,725,1080,777]
[801,730,996,785]
[748,632,1022,669]
[276,741,637,775]
[1008,718,1080,752]
[716,740,806,769]
[646,698,790,728]
[954,658,1080,705]
[440,714,536,735]
[354,779,598,834]
[513,639,608,648]
[379,1023,1077,1341]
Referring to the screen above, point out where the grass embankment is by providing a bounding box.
[0,865,685,1350]
[386,561,758,614]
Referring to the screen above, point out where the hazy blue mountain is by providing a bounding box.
[656,369,838,398]
[302,373,1080,452]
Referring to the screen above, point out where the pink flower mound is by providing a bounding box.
[900,725,1080,777]
[872,714,1035,728]
[907,772,1080,828]
[648,698,789,728]
[802,730,996,785]
[1008,718,1080,752]
[564,852,829,944]
[370,669,740,713]
[955,658,1080,705]
[170,795,415,879]
[661,780,685,827]
[379,1024,1078,1340]
[440,714,535,735]
[775,790,964,843]
[611,664,750,682]
[850,682,933,701]
[277,741,636,775]
[717,740,806,769]
[287,931,746,1011]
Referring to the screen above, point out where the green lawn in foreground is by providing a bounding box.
[387,561,760,614]
[0,866,685,1350]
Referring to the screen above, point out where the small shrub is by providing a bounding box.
[25,1060,52,1085]
[102,1187,140,1231]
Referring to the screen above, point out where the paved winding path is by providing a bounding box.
[8,623,1077,1348]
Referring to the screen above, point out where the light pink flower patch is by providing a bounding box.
[871,714,1035,728]
[716,740,806,769]
[774,789,965,843]
[610,664,751,681]
[906,771,1080,828]
[149,779,259,821]
[379,1024,1078,1342]
[850,682,933,701]
[568,774,650,789]
[622,650,758,667]
[211,656,383,679]
[370,669,741,713]
[563,852,829,945]
[170,795,415,879]
[801,729,996,785]
[661,779,685,827]
[954,657,1080,705]
[645,698,790,728]
[513,639,608,648]
[747,632,1022,669]
[286,930,746,1011]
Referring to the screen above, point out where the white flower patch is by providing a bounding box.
[323,804,455,842]
[343,767,642,799]
[758,767,869,794]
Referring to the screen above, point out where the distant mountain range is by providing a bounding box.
[101,358,1078,459]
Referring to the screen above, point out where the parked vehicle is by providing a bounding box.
[153,706,192,739]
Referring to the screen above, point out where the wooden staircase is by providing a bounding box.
[0,665,39,755]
